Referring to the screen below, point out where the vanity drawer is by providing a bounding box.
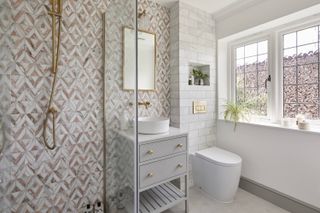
[139,154,187,189]
[139,137,187,162]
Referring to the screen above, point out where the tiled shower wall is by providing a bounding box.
[0,0,170,212]
[0,0,108,211]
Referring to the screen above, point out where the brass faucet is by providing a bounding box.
[138,101,151,109]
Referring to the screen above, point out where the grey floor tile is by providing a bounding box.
[164,187,289,213]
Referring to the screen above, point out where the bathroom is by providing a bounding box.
[0,0,320,212]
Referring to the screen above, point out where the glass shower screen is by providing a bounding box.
[104,0,138,212]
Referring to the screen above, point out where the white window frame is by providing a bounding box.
[229,33,273,121]
[277,20,320,123]
[227,18,320,124]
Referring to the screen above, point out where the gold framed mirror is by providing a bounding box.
[123,27,156,91]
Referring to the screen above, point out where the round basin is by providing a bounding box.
[138,117,170,134]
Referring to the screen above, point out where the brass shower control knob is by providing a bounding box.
[147,150,154,155]
[147,172,154,177]
[176,144,183,148]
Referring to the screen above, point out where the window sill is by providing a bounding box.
[219,119,320,136]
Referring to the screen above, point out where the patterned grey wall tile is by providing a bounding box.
[1,0,171,211]
[0,0,107,211]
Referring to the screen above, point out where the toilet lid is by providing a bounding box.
[195,147,242,166]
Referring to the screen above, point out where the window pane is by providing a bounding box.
[237,73,244,88]
[245,43,257,57]
[235,40,268,116]
[236,46,244,59]
[256,93,268,116]
[258,41,268,54]
[284,103,297,118]
[284,85,297,103]
[283,25,320,119]
[245,56,257,72]
[298,84,318,103]
[245,88,257,101]
[298,104,319,119]
[283,66,296,85]
[283,48,296,66]
[297,26,318,46]
[245,72,257,88]
[298,64,318,84]
[236,59,244,73]
[284,32,296,49]
[297,43,318,65]
[258,54,268,70]
[237,87,245,103]
[258,71,268,88]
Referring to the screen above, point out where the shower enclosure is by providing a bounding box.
[104,0,139,212]
[0,0,139,212]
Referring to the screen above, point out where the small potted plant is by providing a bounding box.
[192,68,209,85]
[224,102,248,131]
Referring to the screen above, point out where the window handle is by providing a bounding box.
[265,75,271,89]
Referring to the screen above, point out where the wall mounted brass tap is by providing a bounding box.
[138,101,151,109]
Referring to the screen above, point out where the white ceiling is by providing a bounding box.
[155,0,241,14]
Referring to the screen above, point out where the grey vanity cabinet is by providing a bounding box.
[138,132,189,213]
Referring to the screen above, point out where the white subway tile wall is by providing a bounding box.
[170,2,216,153]
[169,2,216,186]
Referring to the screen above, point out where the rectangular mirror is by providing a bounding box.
[123,27,156,91]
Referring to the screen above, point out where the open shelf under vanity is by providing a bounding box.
[140,182,186,213]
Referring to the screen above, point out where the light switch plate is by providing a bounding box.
[193,101,207,114]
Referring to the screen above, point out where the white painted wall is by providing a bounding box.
[217,120,320,208]
[215,1,320,208]
[215,0,320,39]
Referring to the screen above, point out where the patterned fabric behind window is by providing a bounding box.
[283,26,320,119]
[235,40,268,116]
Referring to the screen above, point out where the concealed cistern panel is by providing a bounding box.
[193,101,207,114]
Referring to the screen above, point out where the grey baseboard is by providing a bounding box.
[239,177,320,213]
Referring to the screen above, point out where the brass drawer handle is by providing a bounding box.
[147,172,154,177]
[176,144,183,148]
[147,150,154,155]
[177,164,183,168]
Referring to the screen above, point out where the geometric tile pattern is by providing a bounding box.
[0,0,170,211]
[0,0,108,211]
[104,0,170,209]
[138,0,170,119]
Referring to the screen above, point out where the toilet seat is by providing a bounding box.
[195,147,241,167]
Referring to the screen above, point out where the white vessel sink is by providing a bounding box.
[138,117,170,134]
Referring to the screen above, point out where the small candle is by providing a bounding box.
[296,114,305,125]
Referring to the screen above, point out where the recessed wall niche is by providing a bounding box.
[189,63,210,86]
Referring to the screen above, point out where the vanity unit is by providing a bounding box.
[138,128,189,213]
[117,127,189,212]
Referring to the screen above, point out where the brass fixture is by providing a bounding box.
[138,9,146,19]
[176,143,183,148]
[43,0,63,150]
[177,164,183,168]
[147,172,154,177]
[147,150,154,155]
[138,101,151,109]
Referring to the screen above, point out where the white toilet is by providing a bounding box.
[192,147,242,203]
